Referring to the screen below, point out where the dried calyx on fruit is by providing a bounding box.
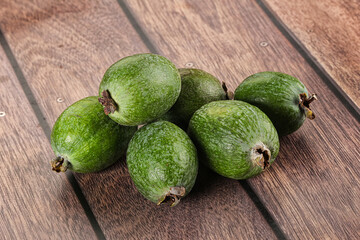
[188,100,279,180]
[234,71,317,136]
[127,121,198,206]
[50,96,136,173]
[98,53,181,126]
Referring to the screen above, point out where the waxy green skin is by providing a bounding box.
[127,121,198,204]
[160,68,227,128]
[51,96,137,173]
[99,53,181,126]
[188,100,279,180]
[234,71,310,136]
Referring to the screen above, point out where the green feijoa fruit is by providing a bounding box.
[234,71,317,136]
[98,53,181,126]
[50,96,137,173]
[127,121,198,206]
[188,100,279,180]
[159,68,227,129]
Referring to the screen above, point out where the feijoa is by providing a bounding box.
[98,53,181,126]
[127,121,198,206]
[159,68,227,128]
[234,72,317,136]
[188,100,279,180]
[50,96,136,173]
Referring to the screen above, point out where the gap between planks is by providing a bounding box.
[0,29,106,240]
[117,0,288,239]
[121,0,360,238]
[0,2,276,239]
[256,0,360,121]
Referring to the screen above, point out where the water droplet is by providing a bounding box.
[259,41,269,47]
[185,62,194,68]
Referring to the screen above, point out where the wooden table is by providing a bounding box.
[1,0,359,239]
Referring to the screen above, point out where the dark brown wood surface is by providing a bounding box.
[0,0,277,239]
[124,0,360,239]
[263,0,360,109]
[1,0,359,239]
[0,40,96,238]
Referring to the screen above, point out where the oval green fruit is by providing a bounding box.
[159,68,227,128]
[98,53,181,126]
[234,71,317,136]
[127,121,198,206]
[188,100,279,180]
[50,96,137,173]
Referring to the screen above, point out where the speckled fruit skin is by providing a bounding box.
[99,53,181,126]
[160,68,227,128]
[234,71,310,136]
[188,100,279,180]
[51,96,137,173]
[127,121,198,204]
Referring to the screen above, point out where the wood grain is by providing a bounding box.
[124,0,360,238]
[0,42,96,238]
[262,0,360,109]
[78,161,277,239]
[0,0,277,239]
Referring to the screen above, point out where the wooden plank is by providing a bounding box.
[78,161,277,239]
[124,0,360,239]
[0,0,277,239]
[262,0,360,109]
[0,42,96,238]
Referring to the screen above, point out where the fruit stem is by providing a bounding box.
[98,90,117,115]
[50,156,68,172]
[157,186,186,207]
[222,82,234,100]
[251,143,271,170]
[299,93,317,120]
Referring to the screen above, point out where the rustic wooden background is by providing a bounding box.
[0,0,359,239]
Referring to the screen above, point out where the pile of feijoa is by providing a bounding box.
[50,53,317,206]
